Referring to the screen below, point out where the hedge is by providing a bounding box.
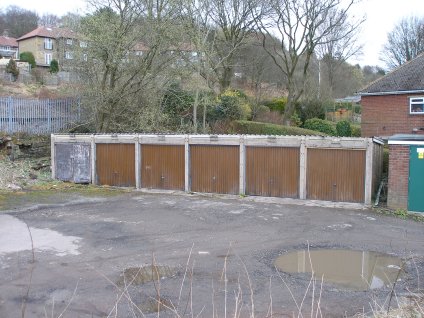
[231,120,327,136]
[304,118,337,136]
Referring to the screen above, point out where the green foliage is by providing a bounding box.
[209,90,252,122]
[231,120,327,136]
[351,124,361,137]
[336,120,352,137]
[297,99,326,123]
[304,118,337,136]
[5,59,19,80]
[290,111,302,127]
[264,97,287,113]
[19,52,36,69]
[49,59,59,73]
[394,209,408,219]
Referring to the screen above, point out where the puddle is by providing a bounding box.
[0,215,81,256]
[117,265,176,286]
[274,249,403,291]
[138,297,172,313]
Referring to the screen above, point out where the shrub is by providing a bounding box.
[297,99,326,123]
[231,120,327,136]
[336,120,352,137]
[49,59,59,73]
[264,97,287,113]
[6,59,19,80]
[304,118,336,136]
[19,51,36,69]
[351,124,361,137]
[220,89,252,120]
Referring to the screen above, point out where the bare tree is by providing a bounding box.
[0,6,38,38]
[258,0,361,124]
[183,0,267,93]
[38,14,60,27]
[316,8,364,98]
[381,16,424,69]
[80,0,180,132]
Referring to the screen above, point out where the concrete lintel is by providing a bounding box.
[53,135,92,143]
[94,135,138,143]
[139,135,185,145]
[244,137,301,147]
[306,139,368,149]
[189,135,240,145]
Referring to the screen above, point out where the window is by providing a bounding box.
[44,53,52,65]
[66,38,73,45]
[65,51,73,60]
[80,41,87,48]
[44,38,53,50]
[410,97,424,114]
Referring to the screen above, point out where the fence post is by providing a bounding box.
[239,135,246,195]
[7,96,13,133]
[47,99,52,133]
[299,137,307,200]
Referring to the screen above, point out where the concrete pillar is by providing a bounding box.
[91,134,96,185]
[185,135,190,192]
[364,139,374,206]
[239,136,246,195]
[51,134,56,179]
[135,136,141,189]
[299,137,307,200]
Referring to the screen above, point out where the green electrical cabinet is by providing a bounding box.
[408,145,424,212]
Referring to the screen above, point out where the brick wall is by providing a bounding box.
[387,145,409,209]
[361,94,424,137]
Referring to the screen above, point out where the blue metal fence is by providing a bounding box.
[0,97,80,134]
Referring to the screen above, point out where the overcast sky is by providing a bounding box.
[1,0,424,68]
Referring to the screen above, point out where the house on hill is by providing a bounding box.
[358,53,424,138]
[0,31,19,59]
[17,26,87,69]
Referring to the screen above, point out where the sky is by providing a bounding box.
[1,0,424,68]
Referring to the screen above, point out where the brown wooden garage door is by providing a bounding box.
[246,146,300,198]
[96,143,135,187]
[141,145,185,190]
[307,148,365,202]
[191,145,239,194]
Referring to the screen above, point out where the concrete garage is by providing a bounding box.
[0,192,423,317]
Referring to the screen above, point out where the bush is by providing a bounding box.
[231,120,327,136]
[297,99,326,123]
[264,97,287,113]
[49,59,59,73]
[6,59,19,80]
[351,124,361,137]
[304,118,336,136]
[336,120,352,137]
[209,90,251,122]
[19,51,36,69]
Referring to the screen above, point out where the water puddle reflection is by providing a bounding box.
[274,249,403,291]
[0,215,81,257]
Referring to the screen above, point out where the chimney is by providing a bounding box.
[2,29,9,37]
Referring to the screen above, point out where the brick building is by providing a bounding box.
[359,53,424,138]
[388,135,424,212]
